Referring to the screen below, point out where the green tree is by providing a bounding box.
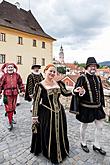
[73,61,78,65]
[78,63,86,68]
[57,66,66,74]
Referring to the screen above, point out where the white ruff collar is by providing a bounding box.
[32,71,40,75]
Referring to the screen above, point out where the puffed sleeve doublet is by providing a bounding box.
[72,73,106,123]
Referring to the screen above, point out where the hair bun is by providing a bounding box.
[44,64,55,72]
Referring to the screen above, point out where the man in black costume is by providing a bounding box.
[70,57,106,155]
[25,64,43,111]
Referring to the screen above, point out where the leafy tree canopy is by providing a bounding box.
[57,66,66,74]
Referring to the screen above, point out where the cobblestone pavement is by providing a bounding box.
[0,97,110,165]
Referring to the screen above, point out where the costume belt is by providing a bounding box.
[4,87,17,90]
[42,104,60,113]
[80,102,101,108]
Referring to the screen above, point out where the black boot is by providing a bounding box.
[93,145,106,156]
[81,143,89,153]
[16,103,20,106]
[14,110,16,114]
[5,112,7,117]
[8,123,13,131]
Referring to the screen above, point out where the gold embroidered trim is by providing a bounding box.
[80,102,101,108]
[32,85,41,117]
[83,74,101,103]
[47,88,61,95]
[83,75,93,102]
[53,89,62,163]
[47,91,53,158]
[61,110,69,155]
[59,82,71,95]
[96,76,101,102]
[48,110,52,158]
[55,110,62,162]
[42,104,61,113]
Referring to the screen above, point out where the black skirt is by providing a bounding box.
[30,104,69,164]
[76,105,106,123]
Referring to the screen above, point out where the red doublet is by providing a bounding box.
[0,72,25,124]
[1,73,20,95]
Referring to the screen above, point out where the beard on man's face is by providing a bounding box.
[90,69,96,75]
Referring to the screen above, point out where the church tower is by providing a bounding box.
[59,45,64,64]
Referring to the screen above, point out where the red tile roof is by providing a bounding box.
[65,63,78,70]
[62,74,79,82]
[54,74,65,81]
[97,68,110,73]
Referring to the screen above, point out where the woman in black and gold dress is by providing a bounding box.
[30,64,72,164]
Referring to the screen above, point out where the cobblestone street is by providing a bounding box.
[0,97,110,165]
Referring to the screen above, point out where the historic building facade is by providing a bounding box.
[0,1,55,82]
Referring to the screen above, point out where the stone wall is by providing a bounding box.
[104,95,110,122]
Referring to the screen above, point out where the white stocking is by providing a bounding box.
[94,120,103,148]
[31,98,34,111]
[80,123,88,146]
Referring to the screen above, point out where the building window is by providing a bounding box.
[0,54,5,64]
[42,42,45,48]
[66,81,69,86]
[33,57,36,64]
[17,56,22,64]
[33,39,37,47]
[0,33,6,42]
[18,36,23,45]
[42,58,45,66]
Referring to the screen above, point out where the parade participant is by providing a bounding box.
[30,64,72,164]
[25,64,43,112]
[70,57,106,155]
[0,63,25,130]
[0,70,4,106]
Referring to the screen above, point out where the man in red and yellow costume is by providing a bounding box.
[0,63,25,130]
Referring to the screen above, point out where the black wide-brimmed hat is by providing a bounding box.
[85,57,99,69]
[31,64,41,69]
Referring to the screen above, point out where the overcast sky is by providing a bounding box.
[2,0,110,63]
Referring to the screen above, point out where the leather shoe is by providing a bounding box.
[81,143,89,153]
[93,145,106,156]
